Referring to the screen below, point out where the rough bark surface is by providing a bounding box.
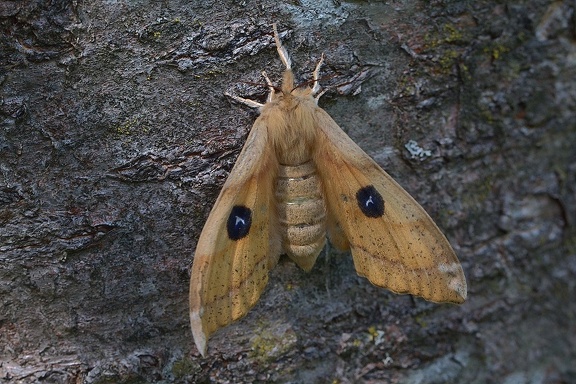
[1,0,575,383]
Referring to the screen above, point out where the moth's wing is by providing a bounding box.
[313,109,467,304]
[190,117,279,356]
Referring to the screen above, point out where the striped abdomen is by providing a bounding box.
[275,160,326,271]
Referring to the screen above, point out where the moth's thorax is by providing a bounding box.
[264,90,318,166]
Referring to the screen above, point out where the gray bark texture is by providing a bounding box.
[1,0,575,383]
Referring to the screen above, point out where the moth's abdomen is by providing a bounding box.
[276,160,326,271]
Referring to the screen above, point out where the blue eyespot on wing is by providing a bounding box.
[356,185,384,218]
[227,205,252,240]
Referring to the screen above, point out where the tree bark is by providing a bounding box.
[1,0,574,383]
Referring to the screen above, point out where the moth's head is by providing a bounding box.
[276,69,314,100]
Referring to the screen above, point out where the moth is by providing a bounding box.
[190,25,467,357]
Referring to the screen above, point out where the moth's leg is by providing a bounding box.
[262,71,275,103]
[224,70,275,110]
[273,24,291,70]
[312,53,324,96]
[224,92,264,109]
[312,54,328,103]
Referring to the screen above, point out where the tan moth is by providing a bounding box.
[189,25,467,356]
